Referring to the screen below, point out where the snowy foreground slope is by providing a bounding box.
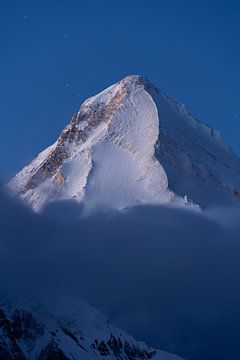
[0,296,184,360]
[9,75,240,211]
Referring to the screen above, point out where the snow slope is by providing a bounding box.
[8,75,240,211]
[0,295,184,360]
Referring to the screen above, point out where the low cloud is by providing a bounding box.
[1,185,240,360]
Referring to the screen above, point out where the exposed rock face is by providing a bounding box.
[0,298,184,360]
[92,336,156,359]
[38,340,70,360]
[8,75,240,211]
[19,77,139,195]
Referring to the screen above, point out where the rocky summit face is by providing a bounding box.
[9,75,240,211]
[0,296,183,360]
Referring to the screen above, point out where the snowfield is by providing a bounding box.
[8,75,240,212]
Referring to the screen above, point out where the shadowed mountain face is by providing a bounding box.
[0,297,183,360]
[9,75,240,212]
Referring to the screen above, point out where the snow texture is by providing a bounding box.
[8,75,240,212]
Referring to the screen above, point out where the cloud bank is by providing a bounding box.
[1,185,240,360]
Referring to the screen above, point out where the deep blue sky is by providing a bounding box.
[1,0,240,179]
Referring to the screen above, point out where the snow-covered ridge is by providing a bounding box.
[8,75,240,211]
[0,295,184,360]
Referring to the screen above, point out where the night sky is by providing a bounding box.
[1,0,240,179]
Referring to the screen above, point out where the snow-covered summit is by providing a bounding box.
[9,75,240,211]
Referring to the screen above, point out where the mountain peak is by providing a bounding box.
[8,76,240,211]
[118,74,151,85]
[115,75,159,96]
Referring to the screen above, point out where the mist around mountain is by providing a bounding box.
[1,182,240,360]
[2,76,240,360]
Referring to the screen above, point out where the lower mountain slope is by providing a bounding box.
[0,296,184,360]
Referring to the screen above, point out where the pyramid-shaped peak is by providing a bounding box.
[118,74,152,87]
[9,74,240,212]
